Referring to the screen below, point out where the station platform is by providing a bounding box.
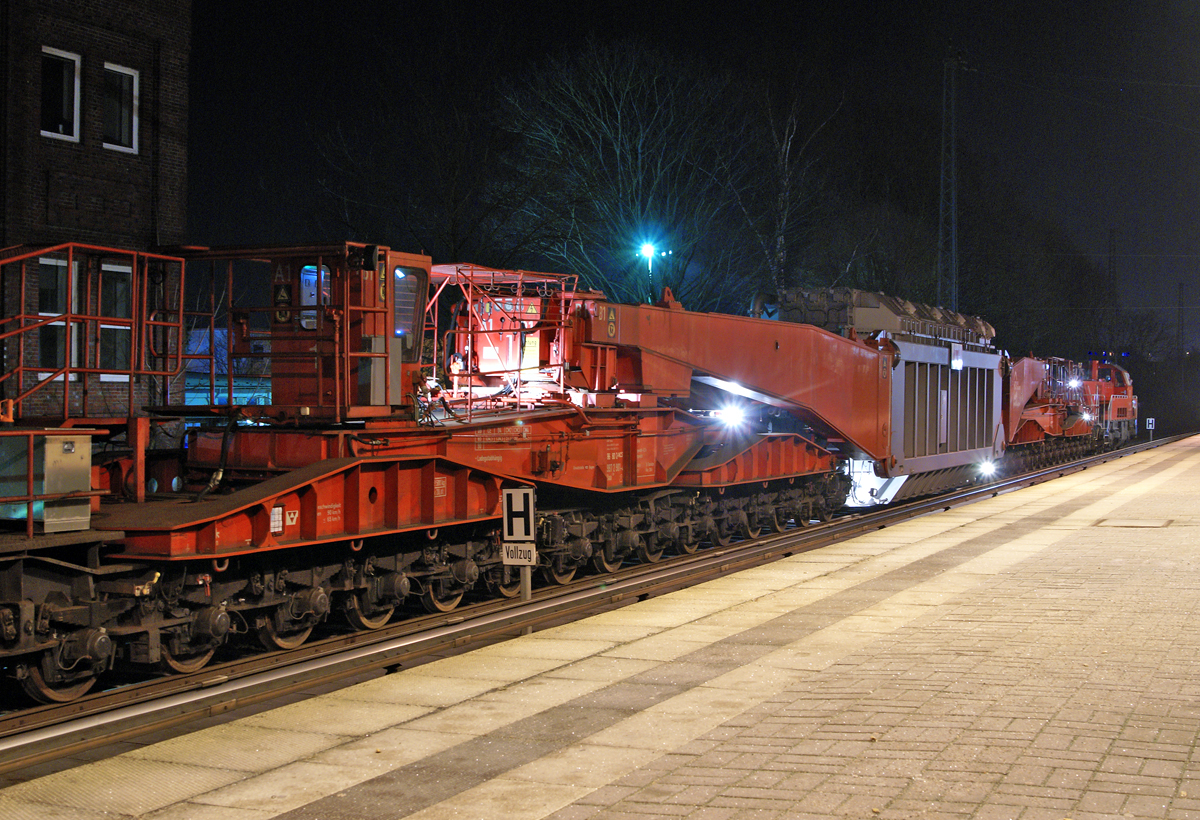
[3,436,1200,819]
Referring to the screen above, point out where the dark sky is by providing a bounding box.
[189,1,1200,329]
[950,2,1200,329]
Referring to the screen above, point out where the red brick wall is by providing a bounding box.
[18,378,153,421]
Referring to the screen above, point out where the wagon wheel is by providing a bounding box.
[420,582,464,613]
[740,517,763,539]
[635,536,665,564]
[765,506,790,533]
[492,566,524,599]
[494,581,523,598]
[542,555,577,585]
[674,526,701,555]
[257,614,314,650]
[343,593,395,631]
[20,658,96,704]
[708,521,734,547]
[160,644,216,674]
[592,546,623,573]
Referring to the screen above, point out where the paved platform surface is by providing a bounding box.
[4,436,1200,819]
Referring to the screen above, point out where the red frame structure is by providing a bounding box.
[0,243,191,423]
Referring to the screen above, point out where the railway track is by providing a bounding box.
[0,436,1173,775]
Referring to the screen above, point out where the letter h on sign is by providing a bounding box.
[502,488,535,542]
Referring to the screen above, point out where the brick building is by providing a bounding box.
[0,0,191,420]
[0,0,190,247]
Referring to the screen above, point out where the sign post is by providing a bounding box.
[501,488,536,632]
[1146,417,1155,442]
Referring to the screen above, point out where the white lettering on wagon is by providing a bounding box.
[474,426,531,449]
[604,440,623,482]
[317,502,342,525]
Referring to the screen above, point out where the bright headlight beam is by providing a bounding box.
[714,406,745,427]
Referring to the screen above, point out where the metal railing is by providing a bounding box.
[0,243,197,423]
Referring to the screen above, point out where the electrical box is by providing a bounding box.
[0,434,92,532]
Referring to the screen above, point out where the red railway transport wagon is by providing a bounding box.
[0,241,1135,704]
[778,288,1004,505]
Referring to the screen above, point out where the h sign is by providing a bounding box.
[502,488,536,542]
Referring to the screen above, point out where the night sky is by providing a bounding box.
[189,1,1200,332]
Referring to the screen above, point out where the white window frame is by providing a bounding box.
[99,263,133,382]
[102,62,139,154]
[40,46,81,143]
[37,257,80,380]
[299,264,330,329]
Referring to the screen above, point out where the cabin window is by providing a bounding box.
[393,266,422,358]
[299,265,330,329]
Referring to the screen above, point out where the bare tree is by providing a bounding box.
[1091,307,1172,361]
[310,10,554,266]
[501,39,754,309]
[721,76,842,313]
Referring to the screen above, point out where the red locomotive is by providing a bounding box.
[1000,356,1138,473]
[0,242,1136,702]
[1082,359,1138,447]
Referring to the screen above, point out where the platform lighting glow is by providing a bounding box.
[979,460,997,477]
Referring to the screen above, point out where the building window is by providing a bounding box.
[103,63,138,153]
[41,47,81,142]
[99,264,133,379]
[37,258,80,378]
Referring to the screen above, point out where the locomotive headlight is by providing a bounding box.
[714,406,746,428]
[1068,378,1081,388]
[979,460,997,477]
[1082,412,1093,422]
